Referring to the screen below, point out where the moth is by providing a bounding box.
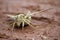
[7,8,53,30]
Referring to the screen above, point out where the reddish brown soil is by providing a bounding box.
[0,0,60,40]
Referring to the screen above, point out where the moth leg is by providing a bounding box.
[12,22,15,31]
[22,22,24,30]
[24,19,35,29]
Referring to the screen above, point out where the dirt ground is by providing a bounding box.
[0,0,60,40]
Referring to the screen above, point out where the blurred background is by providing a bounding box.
[0,0,60,13]
[0,0,60,40]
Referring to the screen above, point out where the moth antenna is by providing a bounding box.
[30,7,53,16]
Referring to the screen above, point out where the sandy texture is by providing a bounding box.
[0,0,60,40]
